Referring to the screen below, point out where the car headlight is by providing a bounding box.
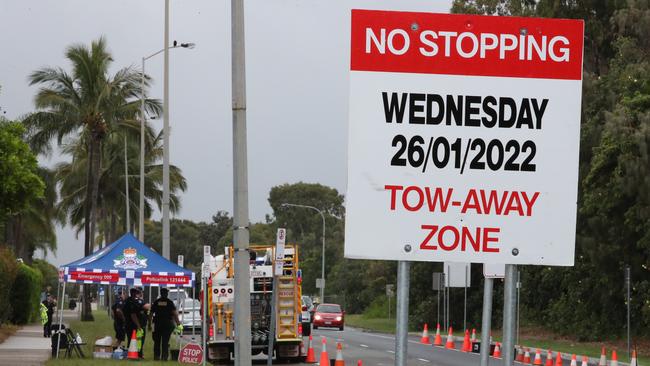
[314,315,322,320]
[336,316,342,321]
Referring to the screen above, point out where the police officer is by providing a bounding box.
[123,288,145,358]
[111,290,126,347]
[150,288,181,361]
[41,294,56,337]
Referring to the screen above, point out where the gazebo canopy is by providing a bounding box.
[59,233,195,287]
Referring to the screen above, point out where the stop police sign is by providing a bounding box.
[178,343,203,364]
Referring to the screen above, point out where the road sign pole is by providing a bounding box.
[502,264,518,366]
[464,264,468,331]
[395,261,410,366]
[479,277,494,366]
[626,266,631,357]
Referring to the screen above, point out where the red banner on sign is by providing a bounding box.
[141,274,189,285]
[350,10,584,80]
[70,271,119,283]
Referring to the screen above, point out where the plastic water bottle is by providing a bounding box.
[75,333,82,344]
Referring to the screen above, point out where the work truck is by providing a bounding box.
[203,244,306,363]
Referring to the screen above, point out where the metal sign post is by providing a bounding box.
[395,261,410,366]
[626,266,631,357]
[386,284,395,320]
[502,265,518,366]
[479,277,494,366]
[202,264,209,366]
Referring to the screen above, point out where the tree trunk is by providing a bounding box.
[81,137,101,322]
[110,211,117,244]
[83,139,94,257]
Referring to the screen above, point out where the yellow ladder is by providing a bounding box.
[276,245,298,338]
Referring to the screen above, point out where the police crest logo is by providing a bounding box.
[113,247,148,269]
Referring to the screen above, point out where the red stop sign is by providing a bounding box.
[178,343,203,364]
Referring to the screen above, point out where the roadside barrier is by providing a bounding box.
[533,348,542,365]
[420,324,431,345]
[334,342,345,366]
[433,324,443,346]
[445,327,455,349]
[319,337,329,366]
[462,330,471,352]
[545,349,553,366]
[306,335,316,363]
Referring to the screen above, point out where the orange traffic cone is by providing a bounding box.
[598,347,607,366]
[306,335,316,363]
[493,342,501,358]
[334,343,345,366]
[581,355,589,366]
[420,324,431,344]
[516,347,524,362]
[445,327,455,349]
[471,328,477,343]
[433,324,443,346]
[570,354,577,366]
[523,348,532,364]
[462,329,471,352]
[319,338,329,366]
[610,349,618,366]
[545,350,554,366]
[555,352,563,366]
[630,349,638,366]
[533,349,543,365]
[127,330,139,360]
[357,361,363,366]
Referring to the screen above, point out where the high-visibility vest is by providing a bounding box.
[40,303,48,325]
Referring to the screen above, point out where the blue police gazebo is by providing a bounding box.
[59,233,195,288]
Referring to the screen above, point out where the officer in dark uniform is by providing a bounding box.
[41,294,56,337]
[111,290,126,347]
[150,288,181,361]
[122,288,144,358]
[135,288,150,358]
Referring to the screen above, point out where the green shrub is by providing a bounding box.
[31,259,58,292]
[10,263,43,324]
[363,296,390,319]
[0,247,18,323]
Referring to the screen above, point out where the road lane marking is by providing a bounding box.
[387,350,395,354]
[418,358,431,363]
[360,344,369,348]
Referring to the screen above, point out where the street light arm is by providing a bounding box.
[143,43,195,61]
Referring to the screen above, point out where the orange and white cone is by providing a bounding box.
[523,348,532,364]
[570,354,577,366]
[610,349,618,366]
[306,335,316,363]
[555,352,563,366]
[319,338,329,366]
[599,347,607,366]
[471,328,477,343]
[445,327,455,349]
[420,323,431,344]
[433,324,443,346]
[516,347,524,362]
[462,329,471,352]
[533,349,543,365]
[127,330,139,360]
[334,343,345,366]
[630,349,638,366]
[545,350,554,366]
[581,355,589,366]
[357,360,363,366]
[493,342,501,358]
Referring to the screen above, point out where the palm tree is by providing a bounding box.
[25,37,161,258]
[56,128,187,245]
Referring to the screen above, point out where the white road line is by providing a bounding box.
[418,358,431,363]
[387,350,395,354]
[359,344,369,348]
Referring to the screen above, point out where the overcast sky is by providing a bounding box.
[0,0,451,266]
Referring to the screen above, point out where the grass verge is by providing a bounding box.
[346,317,648,364]
[46,310,186,366]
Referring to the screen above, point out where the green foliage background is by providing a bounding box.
[0,247,19,324]
[10,263,43,324]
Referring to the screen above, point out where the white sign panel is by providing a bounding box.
[274,228,286,275]
[344,10,584,265]
[483,263,506,278]
[213,279,235,302]
[444,262,471,288]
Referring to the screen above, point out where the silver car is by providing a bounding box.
[178,298,201,330]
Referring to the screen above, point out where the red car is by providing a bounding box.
[312,303,345,331]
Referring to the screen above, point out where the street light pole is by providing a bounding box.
[281,203,326,302]
[162,0,170,259]
[140,42,194,244]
